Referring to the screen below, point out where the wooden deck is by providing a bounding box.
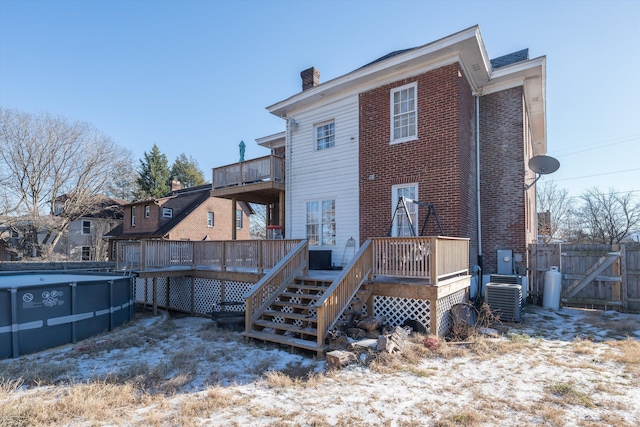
[120,237,471,355]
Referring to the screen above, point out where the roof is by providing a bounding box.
[490,48,529,70]
[360,47,418,69]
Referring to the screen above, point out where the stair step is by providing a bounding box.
[295,277,334,286]
[278,291,322,300]
[270,300,316,310]
[287,284,330,292]
[242,330,325,353]
[263,310,318,323]
[254,319,319,336]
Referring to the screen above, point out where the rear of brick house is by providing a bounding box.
[267,26,546,281]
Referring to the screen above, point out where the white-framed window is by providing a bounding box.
[207,212,214,227]
[131,206,136,226]
[81,246,91,261]
[390,82,417,143]
[236,209,243,229]
[162,207,173,218]
[145,205,150,218]
[306,199,336,246]
[315,120,335,150]
[391,183,418,237]
[82,220,91,235]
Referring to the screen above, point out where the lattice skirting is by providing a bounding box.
[373,288,467,337]
[134,277,253,316]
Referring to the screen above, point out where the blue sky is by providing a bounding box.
[1,0,639,200]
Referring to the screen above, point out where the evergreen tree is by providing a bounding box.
[137,144,171,198]
[171,153,207,188]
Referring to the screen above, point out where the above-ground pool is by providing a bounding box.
[0,271,133,358]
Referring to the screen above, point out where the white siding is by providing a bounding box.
[286,94,360,266]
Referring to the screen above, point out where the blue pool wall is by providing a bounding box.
[0,271,134,358]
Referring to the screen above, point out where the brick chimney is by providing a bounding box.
[300,67,320,91]
[171,180,182,192]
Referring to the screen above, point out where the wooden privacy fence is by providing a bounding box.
[528,243,640,312]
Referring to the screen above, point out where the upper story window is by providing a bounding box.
[82,220,91,235]
[236,209,243,229]
[207,212,214,227]
[145,205,150,218]
[131,206,136,226]
[162,207,173,218]
[315,121,335,150]
[390,82,417,144]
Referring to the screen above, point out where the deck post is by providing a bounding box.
[152,277,157,315]
[231,197,237,240]
[140,240,147,272]
[257,241,263,274]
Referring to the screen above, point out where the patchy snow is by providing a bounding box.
[2,305,640,426]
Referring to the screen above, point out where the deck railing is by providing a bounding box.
[115,239,302,272]
[244,240,308,331]
[371,236,469,283]
[314,240,373,350]
[212,155,284,189]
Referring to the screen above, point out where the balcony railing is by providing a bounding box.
[212,155,284,189]
[371,236,469,283]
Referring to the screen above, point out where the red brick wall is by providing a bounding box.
[169,198,250,240]
[359,63,476,256]
[479,87,527,274]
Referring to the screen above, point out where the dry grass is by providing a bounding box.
[1,306,639,426]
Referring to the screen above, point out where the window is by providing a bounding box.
[162,207,173,218]
[82,220,91,235]
[81,246,91,261]
[236,209,243,229]
[145,205,150,218]
[315,121,335,150]
[306,200,336,246]
[207,212,214,227]
[131,206,136,226]
[390,82,417,143]
[392,184,418,237]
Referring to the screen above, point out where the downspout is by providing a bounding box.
[475,94,483,300]
[284,114,292,239]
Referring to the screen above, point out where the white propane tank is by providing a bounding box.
[543,266,562,309]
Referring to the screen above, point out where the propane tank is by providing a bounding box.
[543,266,562,309]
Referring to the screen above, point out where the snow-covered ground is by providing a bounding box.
[1,305,639,426]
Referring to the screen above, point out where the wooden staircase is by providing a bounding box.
[243,276,372,355]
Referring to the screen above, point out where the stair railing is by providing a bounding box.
[244,240,308,333]
[314,240,373,350]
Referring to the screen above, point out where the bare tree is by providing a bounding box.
[536,180,574,243]
[578,188,640,244]
[0,108,130,258]
[250,203,267,239]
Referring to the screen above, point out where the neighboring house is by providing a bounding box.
[53,195,127,261]
[106,184,252,255]
[257,25,546,276]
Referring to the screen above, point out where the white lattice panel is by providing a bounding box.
[169,277,192,312]
[194,279,221,315]
[436,289,467,337]
[222,281,253,307]
[373,296,430,331]
[156,278,167,306]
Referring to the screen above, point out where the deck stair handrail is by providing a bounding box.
[314,240,373,350]
[244,240,308,332]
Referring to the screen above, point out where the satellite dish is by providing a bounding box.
[528,155,560,175]
[525,155,560,190]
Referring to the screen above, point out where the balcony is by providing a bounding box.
[211,155,285,205]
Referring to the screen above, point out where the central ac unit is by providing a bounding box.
[489,274,527,306]
[485,283,522,322]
